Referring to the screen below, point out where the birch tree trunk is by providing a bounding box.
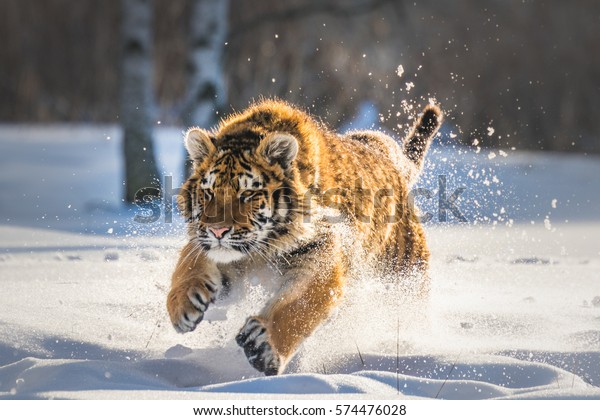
[121,0,161,202]
[182,0,229,175]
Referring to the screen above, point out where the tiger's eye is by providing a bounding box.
[239,190,255,201]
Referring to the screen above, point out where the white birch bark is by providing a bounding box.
[120,0,161,202]
[182,0,229,174]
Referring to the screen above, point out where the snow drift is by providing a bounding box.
[0,125,599,399]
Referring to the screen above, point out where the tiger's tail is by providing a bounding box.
[403,104,443,175]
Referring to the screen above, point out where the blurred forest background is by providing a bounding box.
[1,0,598,156]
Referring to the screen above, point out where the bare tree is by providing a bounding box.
[120,0,161,202]
[181,0,229,175]
[2,1,600,154]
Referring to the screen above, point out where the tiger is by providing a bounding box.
[167,99,442,376]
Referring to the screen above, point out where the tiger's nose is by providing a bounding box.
[208,226,232,239]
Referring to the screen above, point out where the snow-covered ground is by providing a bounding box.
[0,125,599,399]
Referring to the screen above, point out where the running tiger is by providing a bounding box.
[167,99,442,375]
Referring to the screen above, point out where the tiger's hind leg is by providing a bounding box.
[380,215,430,299]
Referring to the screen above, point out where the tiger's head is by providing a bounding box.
[178,127,302,264]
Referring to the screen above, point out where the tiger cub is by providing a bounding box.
[167,99,442,375]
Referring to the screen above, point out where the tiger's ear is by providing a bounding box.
[184,127,216,164]
[257,132,299,169]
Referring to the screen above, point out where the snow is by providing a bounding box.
[396,65,404,78]
[0,125,599,400]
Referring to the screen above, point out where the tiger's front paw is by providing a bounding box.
[236,317,281,376]
[167,281,218,333]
